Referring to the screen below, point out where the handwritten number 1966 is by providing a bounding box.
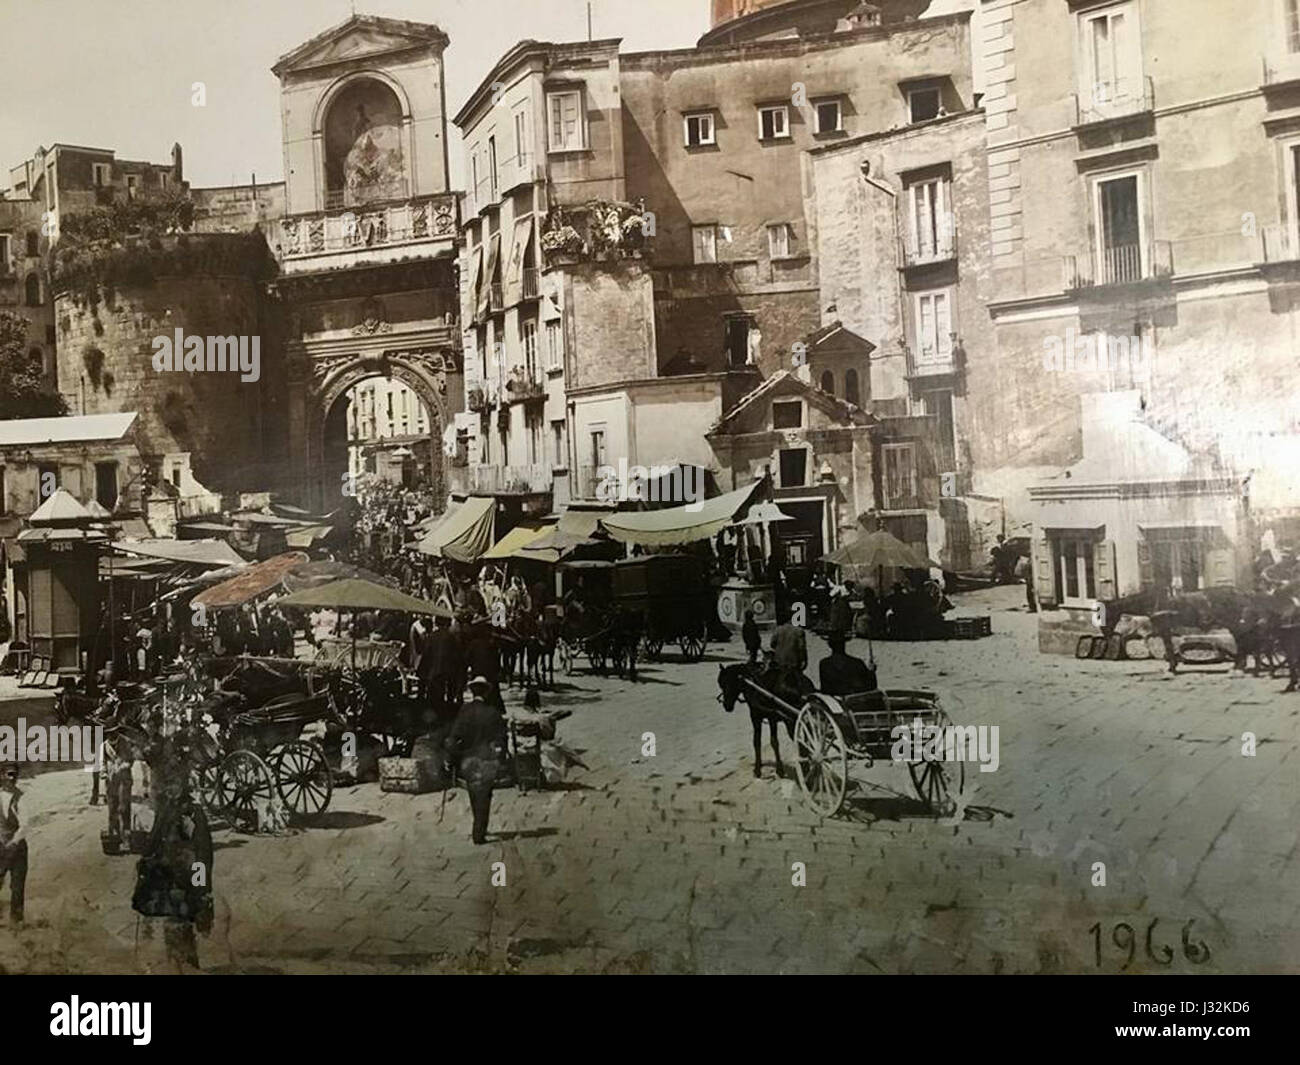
[1090,919,1209,968]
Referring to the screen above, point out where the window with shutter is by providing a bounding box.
[547,90,583,152]
[1093,540,1117,600]
[1032,536,1056,607]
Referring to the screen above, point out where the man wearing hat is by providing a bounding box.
[0,763,26,924]
[446,676,509,845]
[818,631,877,697]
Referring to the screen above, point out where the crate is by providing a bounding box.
[947,616,992,640]
[378,757,437,794]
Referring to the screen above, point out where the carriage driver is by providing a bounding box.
[818,631,877,696]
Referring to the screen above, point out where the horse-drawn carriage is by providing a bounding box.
[718,663,964,818]
[612,555,712,662]
[555,561,642,678]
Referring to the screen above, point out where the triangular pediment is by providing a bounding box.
[273,15,448,77]
[709,370,876,437]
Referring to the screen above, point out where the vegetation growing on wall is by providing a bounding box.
[51,195,277,308]
[0,310,66,419]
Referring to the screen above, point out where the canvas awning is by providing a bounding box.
[467,244,484,316]
[599,482,763,547]
[483,523,546,560]
[517,508,610,562]
[115,539,246,568]
[285,523,335,548]
[416,495,495,562]
[477,234,500,318]
[506,214,534,291]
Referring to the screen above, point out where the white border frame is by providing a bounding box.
[683,111,716,147]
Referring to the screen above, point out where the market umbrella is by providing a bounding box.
[277,577,452,668]
[281,559,387,593]
[192,551,310,610]
[824,529,937,574]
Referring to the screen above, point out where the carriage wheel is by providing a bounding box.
[194,758,223,818]
[793,701,848,818]
[588,648,607,674]
[907,741,964,818]
[214,750,276,834]
[272,740,332,817]
[679,633,707,662]
[645,637,664,661]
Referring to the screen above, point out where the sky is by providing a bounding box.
[0,0,976,192]
[0,0,710,190]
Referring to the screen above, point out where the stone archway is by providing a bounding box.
[304,349,455,511]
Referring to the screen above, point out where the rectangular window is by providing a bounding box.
[514,108,529,163]
[470,152,480,196]
[590,429,606,469]
[521,318,539,380]
[125,174,139,200]
[814,99,842,134]
[551,420,566,468]
[882,444,918,509]
[0,234,10,274]
[547,90,584,152]
[724,315,754,368]
[908,88,941,124]
[1290,0,1300,53]
[772,400,802,430]
[545,320,563,371]
[758,105,790,140]
[684,111,715,147]
[158,172,169,190]
[92,162,111,187]
[767,223,791,260]
[1151,539,1203,594]
[1080,3,1142,111]
[778,448,807,488]
[692,225,717,264]
[1094,172,1144,282]
[1053,537,1098,603]
[915,290,954,363]
[921,389,956,473]
[909,177,951,260]
[488,136,498,197]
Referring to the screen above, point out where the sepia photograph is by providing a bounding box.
[0,0,1291,1022]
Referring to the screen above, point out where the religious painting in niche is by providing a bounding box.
[324,78,405,207]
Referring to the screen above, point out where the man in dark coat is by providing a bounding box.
[818,632,877,696]
[767,606,809,708]
[421,613,464,723]
[446,677,508,845]
[741,609,761,663]
[464,619,504,713]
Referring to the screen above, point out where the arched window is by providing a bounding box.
[25,273,40,306]
[820,370,835,396]
[844,368,860,407]
[25,231,38,257]
[323,78,406,208]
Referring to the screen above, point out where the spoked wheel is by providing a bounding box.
[194,758,223,819]
[644,637,664,661]
[215,750,276,834]
[793,701,848,817]
[907,724,964,817]
[679,632,707,662]
[272,740,333,818]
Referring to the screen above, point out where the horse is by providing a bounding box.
[533,610,562,688]
[717,662,812,779]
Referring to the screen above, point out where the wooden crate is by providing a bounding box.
[378,757,436,794]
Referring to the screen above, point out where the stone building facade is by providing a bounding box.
[454,0,973,521]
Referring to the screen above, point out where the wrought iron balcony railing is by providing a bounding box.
[1065,240,1173,289]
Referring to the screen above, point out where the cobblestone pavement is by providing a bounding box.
[3,586,1297,974]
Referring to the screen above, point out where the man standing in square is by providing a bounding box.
[0,763,26,925]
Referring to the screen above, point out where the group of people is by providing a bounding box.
[743,602,878,706]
